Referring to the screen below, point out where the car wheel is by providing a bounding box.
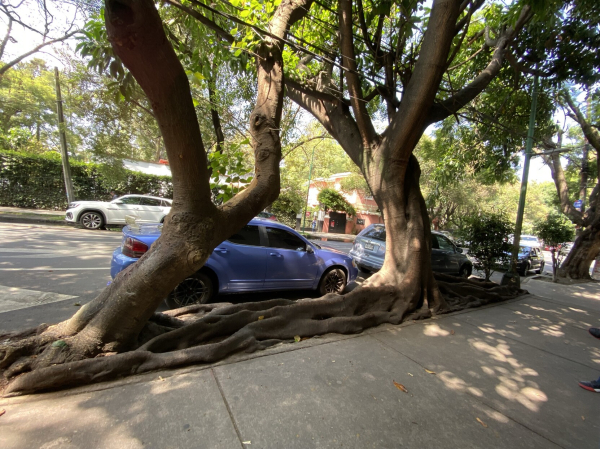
[357,264,371,274]
[319,268,347,295]
[459,265,471,278]
[166,272,214,308]
[80,211,104,230]
[519,263,529,277]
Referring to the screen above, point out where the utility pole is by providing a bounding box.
[503,75,539,288]
[54,67,75,203]
[302,142,317,232]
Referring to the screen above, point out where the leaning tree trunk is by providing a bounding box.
[558,215,600,279]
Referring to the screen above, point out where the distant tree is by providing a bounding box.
[534,214,575,282]
[459,211,514,281]
[317,188,356,216]
[271,190,304,227]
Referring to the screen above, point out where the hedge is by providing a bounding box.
[0,150,173,210]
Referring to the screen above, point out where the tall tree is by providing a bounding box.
[541,89,599,279]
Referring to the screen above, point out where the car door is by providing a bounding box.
[138,197,164,222]
[430,235,447,273]
[211,224,267,292]
[264,226,318,289]
[438,235,461,274]
[105,196,144,224]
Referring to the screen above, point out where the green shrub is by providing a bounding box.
[0,150,172,210]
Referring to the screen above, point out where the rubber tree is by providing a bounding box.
[285,0,532,301]
[0,0,308,386]
[542,90,600,279]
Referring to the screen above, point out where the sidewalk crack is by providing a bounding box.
[211,368,246,449]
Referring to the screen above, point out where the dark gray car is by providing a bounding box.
[349,224,472,277]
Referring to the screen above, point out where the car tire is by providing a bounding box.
[318,267,347,295]
[519,263,529,277]
[80,211,104,230]
[459,264,471,278]
[357,264,371,274]
[166,271,214,309]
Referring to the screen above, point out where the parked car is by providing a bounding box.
[65,194,172,230]
[559,242,574,255]
[509,234,541,248]
[111,218,358,308]
[349,224,472,277]
[513,246,545,276]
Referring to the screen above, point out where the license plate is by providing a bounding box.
[364,243,374,250]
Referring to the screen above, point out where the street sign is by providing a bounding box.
[574,200,583,208]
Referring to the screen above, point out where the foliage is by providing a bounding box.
[458,211,514,281]
[270,190,304,227]
[533,214,575,281]
[0,149,172,210]
[208,139,254,203]
[317,188,356,216]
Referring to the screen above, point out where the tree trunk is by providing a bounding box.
[361,154,447,314]
[558,215,600,279]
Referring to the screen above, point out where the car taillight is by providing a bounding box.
[122,237,148,258]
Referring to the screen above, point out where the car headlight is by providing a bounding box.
[68,202,80,209]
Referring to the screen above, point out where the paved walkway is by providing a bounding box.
[1,278,598,448]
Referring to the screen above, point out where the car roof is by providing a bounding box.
[121,194,171,202]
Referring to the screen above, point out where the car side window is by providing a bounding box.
[431,235,440,249]
[437,235,454,251]
[161,200,171,207]
[140,198,162,206]
[266,227,307,251]
[120,196,141,205]
[227,225,262,246]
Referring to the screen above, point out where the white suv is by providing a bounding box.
[65,194,172,230]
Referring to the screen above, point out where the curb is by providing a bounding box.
[0,214,71,227]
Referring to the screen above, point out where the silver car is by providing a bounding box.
[349,224,472,277]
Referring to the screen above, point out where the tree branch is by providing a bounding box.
[382,0,461,159]
[0,16,13,61]
[425,5,532,127]
[561,91,600,154]
[0,29,80,76]
[339,0,378,148]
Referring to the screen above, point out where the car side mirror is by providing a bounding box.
[306,246,314,254]
[456,247,463,253]
[112,200,123,204]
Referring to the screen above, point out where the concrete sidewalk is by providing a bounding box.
[0,206,68,227]
[1,278,598,448]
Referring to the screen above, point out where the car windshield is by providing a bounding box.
[518,246,532,255]
[362,225,386,242]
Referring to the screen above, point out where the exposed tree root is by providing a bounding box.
[0,276,525,397]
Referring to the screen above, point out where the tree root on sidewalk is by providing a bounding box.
[0,277,525,396]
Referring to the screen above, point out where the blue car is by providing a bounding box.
[111,218,358,308]
[349,224,472,277]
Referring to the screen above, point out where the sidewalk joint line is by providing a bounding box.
[211,368,246,449]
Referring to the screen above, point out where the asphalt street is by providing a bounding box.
[0,223,554,333]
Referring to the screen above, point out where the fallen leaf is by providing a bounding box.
[258,316,264,320]
[425,369,436,375]
[0,409,5,417]
[393,381,408,393]
[73,303,81,306]
[301,337,310,341]
[242,442,251,445]
[450,330,455,335]
[294,335,301,342]
[582,416,585,421]
[159,376,165,381]
[407,373,413,376]
[476,418,487,428]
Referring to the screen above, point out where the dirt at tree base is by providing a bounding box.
[0,275,525,397]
